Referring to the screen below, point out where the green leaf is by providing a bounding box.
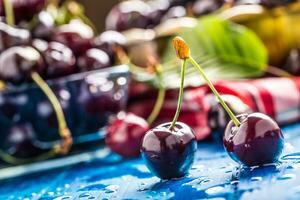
[134,15,268,89]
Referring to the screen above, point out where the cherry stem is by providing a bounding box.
[188,57,241,127]
[3,0,15,26]
[31,72,72,154]
[147,65,166,125]
[169,59,187,130]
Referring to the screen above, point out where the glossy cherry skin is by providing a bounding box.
[106,113,149,158]
[0,0,46,23]
[192,0,224,17]
[93,30,127,62]
[4,123,44,158]
[223,112,284,166]
[77,48,111,72]
[141,122,197,179]
[52,20,94,56]
[32,11,55,41]
[34,40,77,79]
[207,94,252,140]
[0,46,45,85]
[0,21,31,52]
[105,0,152,32]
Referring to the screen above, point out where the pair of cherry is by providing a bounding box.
[106,37,284,179]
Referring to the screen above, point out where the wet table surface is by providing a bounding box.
[1,123,300,200]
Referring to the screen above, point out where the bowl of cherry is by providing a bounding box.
[0,0,131,162]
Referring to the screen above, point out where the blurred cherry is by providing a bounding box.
[0,46,45,85]
[52,20,94,56]
[105,0,152,32]
[93,30,127,62]
[0,21,31,52]
[4,123,44,158]
[106,112,149,158]
[77,48,111,72]
[33,40,77,79]
[192,0,224,17]
[0,0,46,24]
[32,11,55,41]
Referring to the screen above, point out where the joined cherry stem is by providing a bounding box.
[169,59,186,130]
[188,57,241,127]
[172,36,241,127]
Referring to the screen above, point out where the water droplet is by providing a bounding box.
[281,153,300,161]
[48,192,55,196]
[79,192,91,198]
[230,180,239,185]
[53,196,72,200]
[277,173,296,180]
[205,186,225,195]
[250,177,262,182]
[105,185,119,193]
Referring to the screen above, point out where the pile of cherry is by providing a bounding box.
[105,0,296,32]
[0,0,127,87]
[106,37,285,180]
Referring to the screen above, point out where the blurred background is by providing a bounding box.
[77,0,118,31]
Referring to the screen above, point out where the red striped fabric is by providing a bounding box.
[129,77,300,140]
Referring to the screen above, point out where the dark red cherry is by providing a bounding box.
[77,48,111,72]
[259,0,296,7]
[33,40,77,79]
[105,0,152,32]
[141,122,197,179]
[161,6,187,22]
[223,112,284,166]
[52,20,94,56]
[0,21,31,52]
[93,31,127,62]
[169,0,197,6]
[192,0,224,17]
[0,0,46,24]
[4,123,44,158]
[207,94,252,140]
[106,112,149,158]
[32,11,55,41]
[147,0,171,25]
[0,46,45,85]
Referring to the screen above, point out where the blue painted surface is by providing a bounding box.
[1,123,300,200]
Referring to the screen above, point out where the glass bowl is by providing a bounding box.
[0,65,130,157]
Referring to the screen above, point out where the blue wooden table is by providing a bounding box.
[1,123,300,200]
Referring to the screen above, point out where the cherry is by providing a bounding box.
[4,123,44,158]
[105,0,152,32]
[223,113,284,166]
[141,122,197,179]
[32,11,55,41]
[77,48,111,72]
[52,20,94,56]
[0,0,46,24]
[259,0,296,7]
[93,30,127,62]
[207,94,251,140]
[106,113,149,158]
[34,40,77,79]
[161,6,187,22]
[141,41,197,179]
[0,46,45,85]
[0,21,31,52]
[173,36,284,167]
[192,0,224,17]
[74,72,127,134]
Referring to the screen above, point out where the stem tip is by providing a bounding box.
[173,36,190,60]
